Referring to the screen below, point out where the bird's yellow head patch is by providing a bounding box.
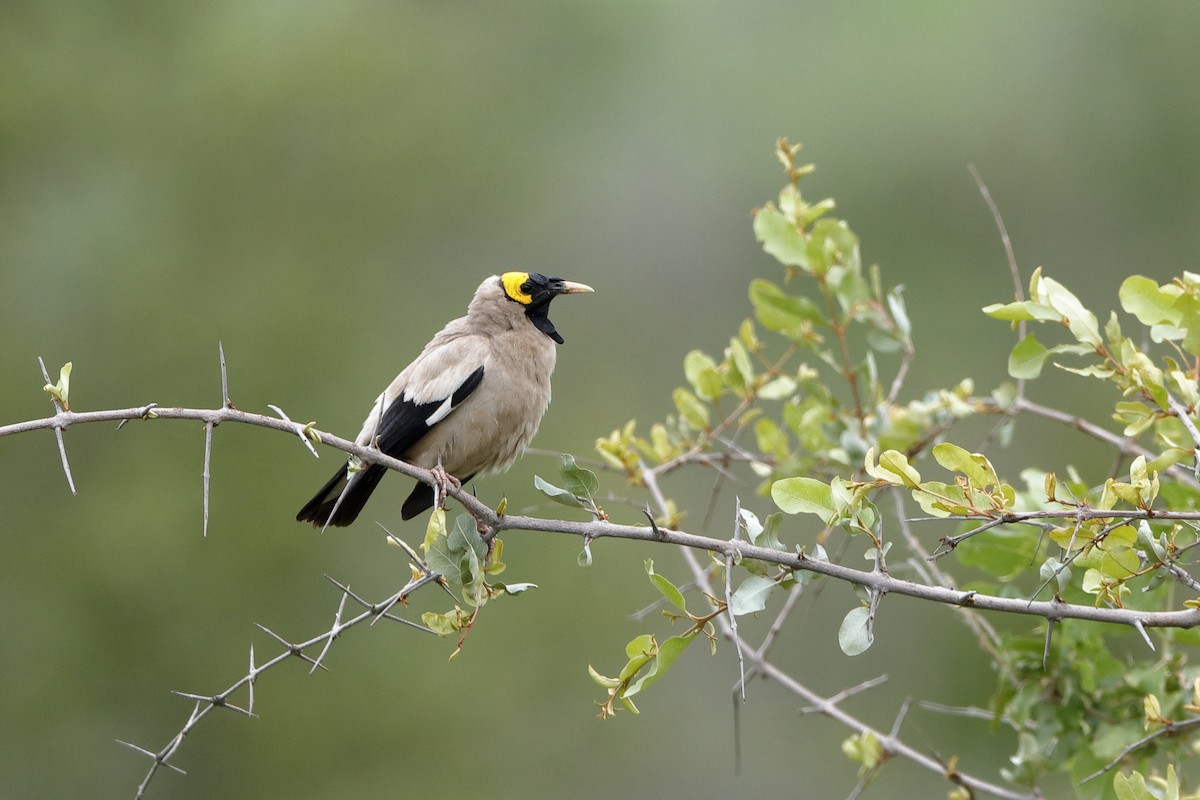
[500,272,533,305]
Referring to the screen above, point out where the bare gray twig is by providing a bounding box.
[124,569,441,798]
[37,356,77,495]
[1079,716,1200,785]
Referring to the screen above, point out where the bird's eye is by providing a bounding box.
[518,272,554,299]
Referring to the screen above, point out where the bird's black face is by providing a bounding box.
[499,271,594,344]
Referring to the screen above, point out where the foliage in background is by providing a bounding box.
[9,139,1200,800]
[566,140,1200,799]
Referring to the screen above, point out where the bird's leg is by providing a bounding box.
[430,456,462,511]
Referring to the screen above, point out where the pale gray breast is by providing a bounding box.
[408,327,557,477]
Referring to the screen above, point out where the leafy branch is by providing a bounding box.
[10,141,1200,799]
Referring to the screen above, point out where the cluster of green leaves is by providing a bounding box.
[582,142,1200,797]
[597,140,975,495]
[994,619,1200,795]
[534,454,606,565]
[587,559,716,719]
[585,504,819,717]
[417,507,535,659]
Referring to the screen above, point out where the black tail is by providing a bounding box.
[296,463,387,527]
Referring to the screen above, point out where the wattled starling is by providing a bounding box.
[297,272,593,527]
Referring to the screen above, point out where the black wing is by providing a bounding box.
[296,364,486,528]
[375,364,485,457]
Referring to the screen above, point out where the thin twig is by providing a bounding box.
[37,356,77,495]
[1163,561,1200,595]
[918,701,1028,732]
[753,577,806,664]
[968,165,1023,305]
[969,164,1026,401]
[799,675,889,713]
[1042,619,1055,671]
[268,404,320,459]
[218,340,231,409]
[1006,396,1198,488]
[928,517,1014,559]
[1167,394,1200,479]
[309,590,349,673]
[892,491,1006,663]
[726,499,748,701]
[1079,716,1200,785]
[202,421,213,538]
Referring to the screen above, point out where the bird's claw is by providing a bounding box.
[431,461,462,509]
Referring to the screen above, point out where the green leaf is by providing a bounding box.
[753,205,809,269]
[1111,772,1150,800]
[1119,275,1182,327]
[497,582,538,595]
[1007,333,1050,379]
[560,454,599,498]
[956,527,1038,580]
[754,417,786,456]
[982,300,1061,324]
[626,634,694,697]
[887,288,911,339]
[534,474,582,508]
[421,610,462,636]
[587,664,621,690]
[1039,557,1071,594]
[841,731,884,772]
[1098,527,1140,579]
[742,509,785,550]
[758,375,798,400]
[645,559,687,613]
[867,448,921,488]
[728,337,755,387]
[838,606,873,656]
[618,634,656,681]
[771,477,834,523]
[425,534,463,591]
[683,350,723,401]
[738,318,761,351]
[910,480,970,518]
[748,278,821,336]
[447,513,487,561]
[422,515,486,604]
[422,507,447,553]
[932,443,999,488]
[42,361,73,410]
[1030,268,1103,346]
[673,387,711,430]
[739,507,764,541]
[761,512,785,549]
[730,575,776,616]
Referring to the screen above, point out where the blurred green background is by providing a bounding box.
[3,2,1200,797]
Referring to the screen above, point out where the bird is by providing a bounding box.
[297,271,594,528]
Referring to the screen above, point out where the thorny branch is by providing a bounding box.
[120,559,442,798]
[6,403,1200,632]
[639,467,1041,800]
[6,359,1200,799]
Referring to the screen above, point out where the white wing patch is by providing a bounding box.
[353,390,389,447]
[424,395,457,426]
[354,335,489,444]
